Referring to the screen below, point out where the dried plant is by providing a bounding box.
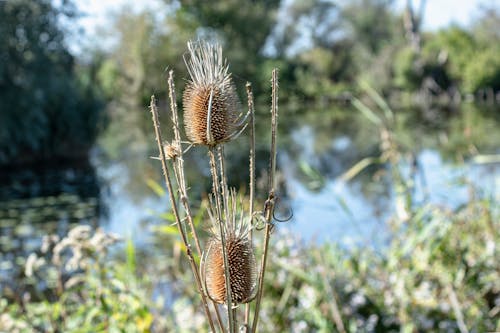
[182,41,247,146]
[201,191,257,305]
[149,40,280,333]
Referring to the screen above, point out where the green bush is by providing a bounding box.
[463,46,500,93]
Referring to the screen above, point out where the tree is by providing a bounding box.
[0,0,105,165]
[342,0,399,54]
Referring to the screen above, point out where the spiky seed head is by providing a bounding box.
[200,191,257,305]
[182,40,244,146]
[202,234,256,305]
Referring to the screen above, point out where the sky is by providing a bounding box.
[394,0,497,29]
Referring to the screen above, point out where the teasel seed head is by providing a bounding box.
[200,192,257,305]
[182,40,247,146]
[202,234,256,305]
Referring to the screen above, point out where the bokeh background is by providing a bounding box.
[1,0,499,332]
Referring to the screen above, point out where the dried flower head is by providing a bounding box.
[183,40,247,146]
[200,192,257,305]
[163,142,180,160]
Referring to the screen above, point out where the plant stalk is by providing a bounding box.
[447,284,469,333]
[149,96,216,333]
[314,251,346,333]
[166,72,224,330]
[244,82,256,331]
[216,145,238,333]
[208,146,235,333]
[251,69,279,333]
[167,70,202,255]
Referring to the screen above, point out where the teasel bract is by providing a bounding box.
[201,192,257,306]
[183,41,247,146]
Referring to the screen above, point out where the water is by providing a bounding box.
[1,103,499,291]
[283,148,499,247]
[0,162,101,292]
[95,103,499,247]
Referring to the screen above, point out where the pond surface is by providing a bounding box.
[95,102,500,247]
[1,102,499,291]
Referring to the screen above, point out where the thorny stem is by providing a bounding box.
[216,145,238,333]
[167,72,224,330]
[208,147,235,333]
[244,82,256,331]
[167,71,202,256]
[217,146,230,231]
[251,69,279,333]
[246,82,257,240]
[149,96,216,333]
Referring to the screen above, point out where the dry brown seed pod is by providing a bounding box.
[182,41,247,146]
[202,234,257,305]
[200,191,257,305]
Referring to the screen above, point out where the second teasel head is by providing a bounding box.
[182,40,246,146]
[200,192,257,305]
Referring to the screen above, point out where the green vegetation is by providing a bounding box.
[2,80,498,331]
[2,178,498,332]
[1,0,499,332]
[1,0,499,164]
[87,1,500,164]
[0,227,161,332]
[258,194,499,332]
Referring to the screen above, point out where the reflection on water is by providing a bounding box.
[1,103,499,292]
[279,103,499,246]
[92,156,167,245]
[95,103,499,249]
[283,148,499,247]
[0,162,100,295]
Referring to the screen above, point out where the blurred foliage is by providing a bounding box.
[394,8,500,94]
[0,226,163,333]
[462,45,500,93]
[2,181,498,332]
[256,194,499,332]
[342,0,400,54]
[2,0,499,166]
[94,0,500,162]
[423,27,476,86]
[0,0,106,166]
